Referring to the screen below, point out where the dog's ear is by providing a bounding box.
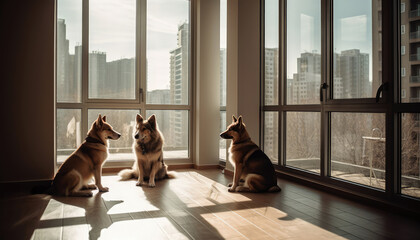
[136,114,143,123]
[96,114,104,128]
[232,115,237,122]
[237,115,243,125]
[102,115,107,122]
[148,115,156,129]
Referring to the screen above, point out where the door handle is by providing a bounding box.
[320,83,328,102]
[375,82,389,103]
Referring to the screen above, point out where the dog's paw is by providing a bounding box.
[228,183,233,187]
[235,186,250,192]
[86,184,97,190]
[98,187,109,192]
[136,181,147,186]
[148,182,156,188]
[228,187,236,192]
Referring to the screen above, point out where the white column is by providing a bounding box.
[193,0,221,167]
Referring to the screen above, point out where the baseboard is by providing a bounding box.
[102,167,129,174]
[223,168,234,176]
[193,164,220,170]
[168,164,194,170]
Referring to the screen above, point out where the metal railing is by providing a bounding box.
[410,9,420,18]
[410,31,420,39]
[410,54,420,61]
[410,76,420,83]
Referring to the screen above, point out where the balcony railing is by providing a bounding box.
[411,76,420,83]
[410,9,420,18]
[410,31,420,39]
[410,54,420,61]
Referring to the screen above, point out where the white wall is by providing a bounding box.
[0,0,56,182]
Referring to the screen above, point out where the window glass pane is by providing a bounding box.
[57,0,82,103]
[146,110,189,158]
[286,112,320,173]
[146,0,190,105]
[220,111,227,161]
[286,0,321,104]
[89,0,136,99]
[400,1,420,103]
[88,109,139,161]
[331,113,385,189]
[401,113,420,198]
[57,109,81,163]
[265,0,279,105]
[264,112,279,164]
[333,0,382,99]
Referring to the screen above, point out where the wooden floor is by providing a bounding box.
[1,169,420,240]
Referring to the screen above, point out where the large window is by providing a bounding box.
[56,0,191,165]
[263,0,420,206]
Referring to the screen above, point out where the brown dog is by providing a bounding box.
[118,114,169,187]
[52,115,121,197]
[220,115,281,193]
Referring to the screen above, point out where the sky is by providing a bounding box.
[58,0,189,91]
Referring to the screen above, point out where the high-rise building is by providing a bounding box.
[288,52,321,104]
[168,22,189,149]
[401,1,420,102]
[88,51,107,98]
[170,23,189,105]
[107,58,135,99]
[57,19,80,102]
[339,49,370,98]
[264,48,279,105]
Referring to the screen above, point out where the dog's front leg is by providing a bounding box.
[94,167,108,192]
[136,161,147,186]
[148,162,162,188]
[229,163,243,192]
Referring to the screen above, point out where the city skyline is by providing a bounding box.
[58,0,190,91]
[57,18,191,101]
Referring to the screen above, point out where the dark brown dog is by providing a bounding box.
[220,115,281,193]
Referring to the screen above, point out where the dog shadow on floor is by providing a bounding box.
[50,192,123,240]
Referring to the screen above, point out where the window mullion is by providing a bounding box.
[139,0,147,112]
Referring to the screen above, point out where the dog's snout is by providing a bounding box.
[118,133,121,138]
[134,134,139,139]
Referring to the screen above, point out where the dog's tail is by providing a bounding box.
[267,185,281,193]
[165,171,176,179]
[118,168,136,180]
